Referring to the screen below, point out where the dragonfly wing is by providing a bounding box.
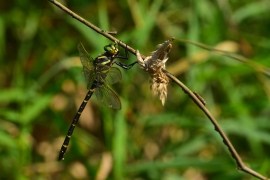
[77,42,95,70]
[77,42,95,69]
[77,42,96,88]
[95,84,121,110]
[106,67,122,85]
[83,66,96,89]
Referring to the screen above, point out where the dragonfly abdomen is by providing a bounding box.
[58,82,97,161]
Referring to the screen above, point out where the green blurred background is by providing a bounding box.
[1,0,270,179]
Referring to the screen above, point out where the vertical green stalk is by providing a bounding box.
[113,101,128,180]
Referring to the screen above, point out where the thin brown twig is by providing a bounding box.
[48,0,138,57]
[48,0,268,179]
[174,38,270,77]
[164,70,269,180]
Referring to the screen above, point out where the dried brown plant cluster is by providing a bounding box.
[136,39,174,105]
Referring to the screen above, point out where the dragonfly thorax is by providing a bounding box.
[94,55,114,66]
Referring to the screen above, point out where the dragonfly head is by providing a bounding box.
[104,43,119,56]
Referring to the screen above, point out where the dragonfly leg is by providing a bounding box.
[115,61,138,70]
[115,42,129,60]
[114,42,137,69]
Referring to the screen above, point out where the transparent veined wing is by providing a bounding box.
[105,67,122,85]
[83,66,96,89]
[95,84,121,110]
[77,42,95,70]
[77,42,96,89]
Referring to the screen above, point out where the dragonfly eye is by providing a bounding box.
[104,44,119,55]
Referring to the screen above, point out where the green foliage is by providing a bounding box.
[0,0,270,179]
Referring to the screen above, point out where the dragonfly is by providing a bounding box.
[58,42,137,161]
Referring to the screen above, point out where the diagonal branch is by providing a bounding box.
[48,0,269,179]
[48,0,138,57]
[164,70,269,180]
[173,38,270,77]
